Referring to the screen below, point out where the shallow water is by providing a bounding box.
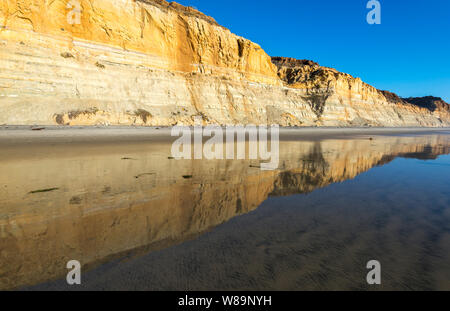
[1,131,449,290]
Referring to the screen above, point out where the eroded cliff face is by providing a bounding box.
[0,0,449,126]
[272,57,450,127]
[1,0,276,77]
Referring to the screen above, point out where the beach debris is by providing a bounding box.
[182,175,193,179]
[102,186,112,194]
[135,173,156,179]
[29,187,59,194]
[69,196,82,205]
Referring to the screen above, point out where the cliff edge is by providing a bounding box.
[0,0,448,126]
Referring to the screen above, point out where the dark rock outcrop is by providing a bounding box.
[404,96,450,113]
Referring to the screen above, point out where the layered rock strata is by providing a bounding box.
[0,0,449,126]
[271,57,450,127]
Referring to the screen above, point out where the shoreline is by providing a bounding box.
[0,126,449,145]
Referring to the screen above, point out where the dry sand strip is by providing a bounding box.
[0,126,449,146]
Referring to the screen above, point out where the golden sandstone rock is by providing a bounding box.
[0,0,449,126]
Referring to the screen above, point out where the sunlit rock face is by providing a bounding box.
[0,0,449,126]
[0,133,449,290]
[271,57,450,127]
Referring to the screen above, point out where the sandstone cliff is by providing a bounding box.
[403,96,450,123]
[272,57,450,127]
[0,0,449,126]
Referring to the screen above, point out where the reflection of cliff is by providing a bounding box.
[271,139,450,196]
[0,134,449,289]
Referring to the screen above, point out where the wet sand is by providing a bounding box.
[1,125,449,146]
[0,126,449,290]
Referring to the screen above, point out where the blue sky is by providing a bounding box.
[177,0,450,102]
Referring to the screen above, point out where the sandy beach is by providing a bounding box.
[1,126,450,146]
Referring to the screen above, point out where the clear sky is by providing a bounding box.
[176,0,450,102]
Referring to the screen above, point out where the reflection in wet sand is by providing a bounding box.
[0,133,449,290]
